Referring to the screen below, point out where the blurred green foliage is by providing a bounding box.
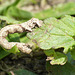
[0,1,75,74]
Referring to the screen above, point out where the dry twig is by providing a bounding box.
[0,18,43,54]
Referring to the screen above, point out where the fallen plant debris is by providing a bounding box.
[0,18,43,54]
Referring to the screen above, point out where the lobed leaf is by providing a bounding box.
[27,15,75,65]
[50,52,67,65]
[27,15,75,53]
[44,49,67,65]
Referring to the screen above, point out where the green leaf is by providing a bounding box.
[6,6,33,20]
[50,52,67,65]
[30,0,37,4]
[44,49,55,57]
[27,15,75,54]
[17,0,37,7]
[0,16,20,24]
[20,36,30,43]
[44,49,67,65]
[0,47,10,60]
[71,46,75,60]
[0,18,7,29]
[3,45,20,54]
[0,0,16,14]
[46,61,75,75]
[12,0,20,6]
[66,52,73,63]
[8,33,20,42]
[8,69,37,75]
[34,2,75,19]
